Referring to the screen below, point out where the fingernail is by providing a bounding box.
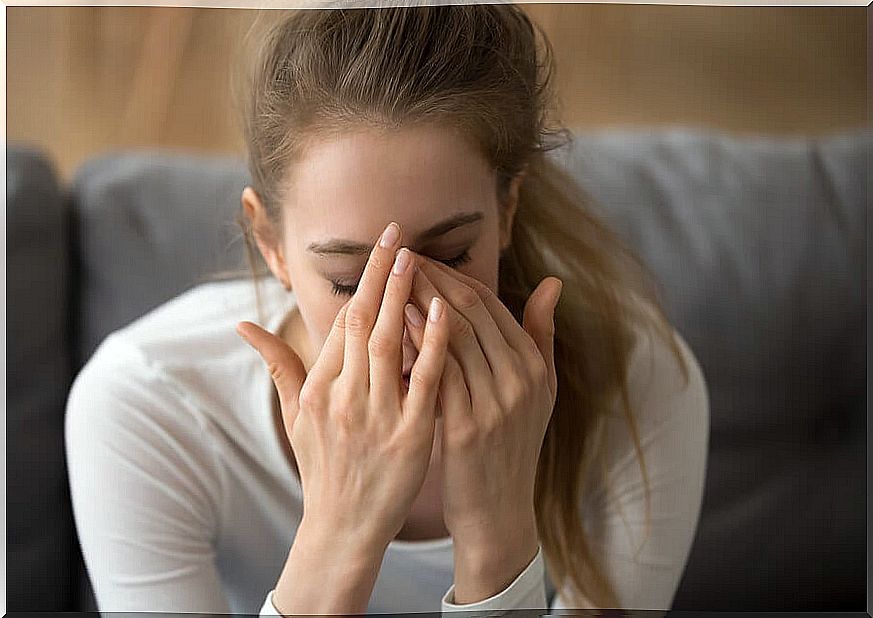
[392,247,411,275]
[428,297,443,323]
[404,303,424,328]
[380,222,400,248]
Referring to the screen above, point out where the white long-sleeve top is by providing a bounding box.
[65,276,709,615]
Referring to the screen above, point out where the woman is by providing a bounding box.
[65,5,709,615]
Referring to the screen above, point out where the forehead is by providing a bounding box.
[283,125,498,243]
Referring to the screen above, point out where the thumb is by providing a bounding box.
[522,277,562,398]
[237,321,307,429]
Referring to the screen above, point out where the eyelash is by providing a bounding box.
[330,249,473,297]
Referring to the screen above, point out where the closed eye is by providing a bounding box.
[329,249,472,297]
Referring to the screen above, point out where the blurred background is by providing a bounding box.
[6,4,867,182]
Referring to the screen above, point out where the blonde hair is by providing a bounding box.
[232,5,689,608]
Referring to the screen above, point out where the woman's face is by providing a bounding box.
[243,124,522,374]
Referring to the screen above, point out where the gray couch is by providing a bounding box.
[7,127,868,612]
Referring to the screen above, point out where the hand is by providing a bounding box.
[402,254,562,604]
[237,222,450,614]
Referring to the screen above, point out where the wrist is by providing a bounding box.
[451,514,539,605]
[450,505,538,553]
[298,514,392,558]
[273,518,388,615]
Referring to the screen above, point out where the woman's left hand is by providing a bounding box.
[402,254,562,604]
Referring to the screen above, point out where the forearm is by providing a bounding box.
[451,514,540,604]
[272,517,388,616]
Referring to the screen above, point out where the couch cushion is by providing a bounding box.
[554,127,868,610]
[7,144,76,610]
[70,150,253,367]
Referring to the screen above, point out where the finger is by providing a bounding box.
[307,299,351,383]
[414,256,515,376]
[436,349,473,425]
[343,221,403,389]
[403,297,452,426]
[404,299,472,425]
[410,267,493,407]
[521,277,562,399]
[402,302,427,350]
[419,257,537,357]
[237,321,307,427]
[369,247,417,408]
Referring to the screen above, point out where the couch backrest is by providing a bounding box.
[69,150,253,368]
[550,128,867,610]
[7,145,76,610]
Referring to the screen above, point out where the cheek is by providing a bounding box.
[464,237,502,293]
[317,300,351,349]
[291,270,350,350]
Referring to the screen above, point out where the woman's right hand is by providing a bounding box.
[236,222,449,615]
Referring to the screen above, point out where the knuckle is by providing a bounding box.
[367,331,396,359]
[266,361,284,382]
[483,411,507,436]
[475,282,496,302]
[367,252,389,273]
[503,374,526,405]
[450,285,480,311]
[446,419,478,448]
[298,383,323,413]
[333,305,349,330]
[387,432,417,459]
[408,368,432,392]
[331,394,361,431]
[452,315,476,343]
[345,305,373,335]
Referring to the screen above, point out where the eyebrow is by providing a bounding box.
[307,211,484,256]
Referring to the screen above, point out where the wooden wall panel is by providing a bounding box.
[6,5,866,183]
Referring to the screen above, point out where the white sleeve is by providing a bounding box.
[440,545,548,615]
[65,334,230,613]
[262,553,548,617]
[260,591,282,615]
[550,325,710,611]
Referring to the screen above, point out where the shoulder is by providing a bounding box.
[79,276,289,386]
[587,294,710,492]
[109,277,289,364]
[621,295,709,433]
[65,276,292,450]
[575,296,710,609]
